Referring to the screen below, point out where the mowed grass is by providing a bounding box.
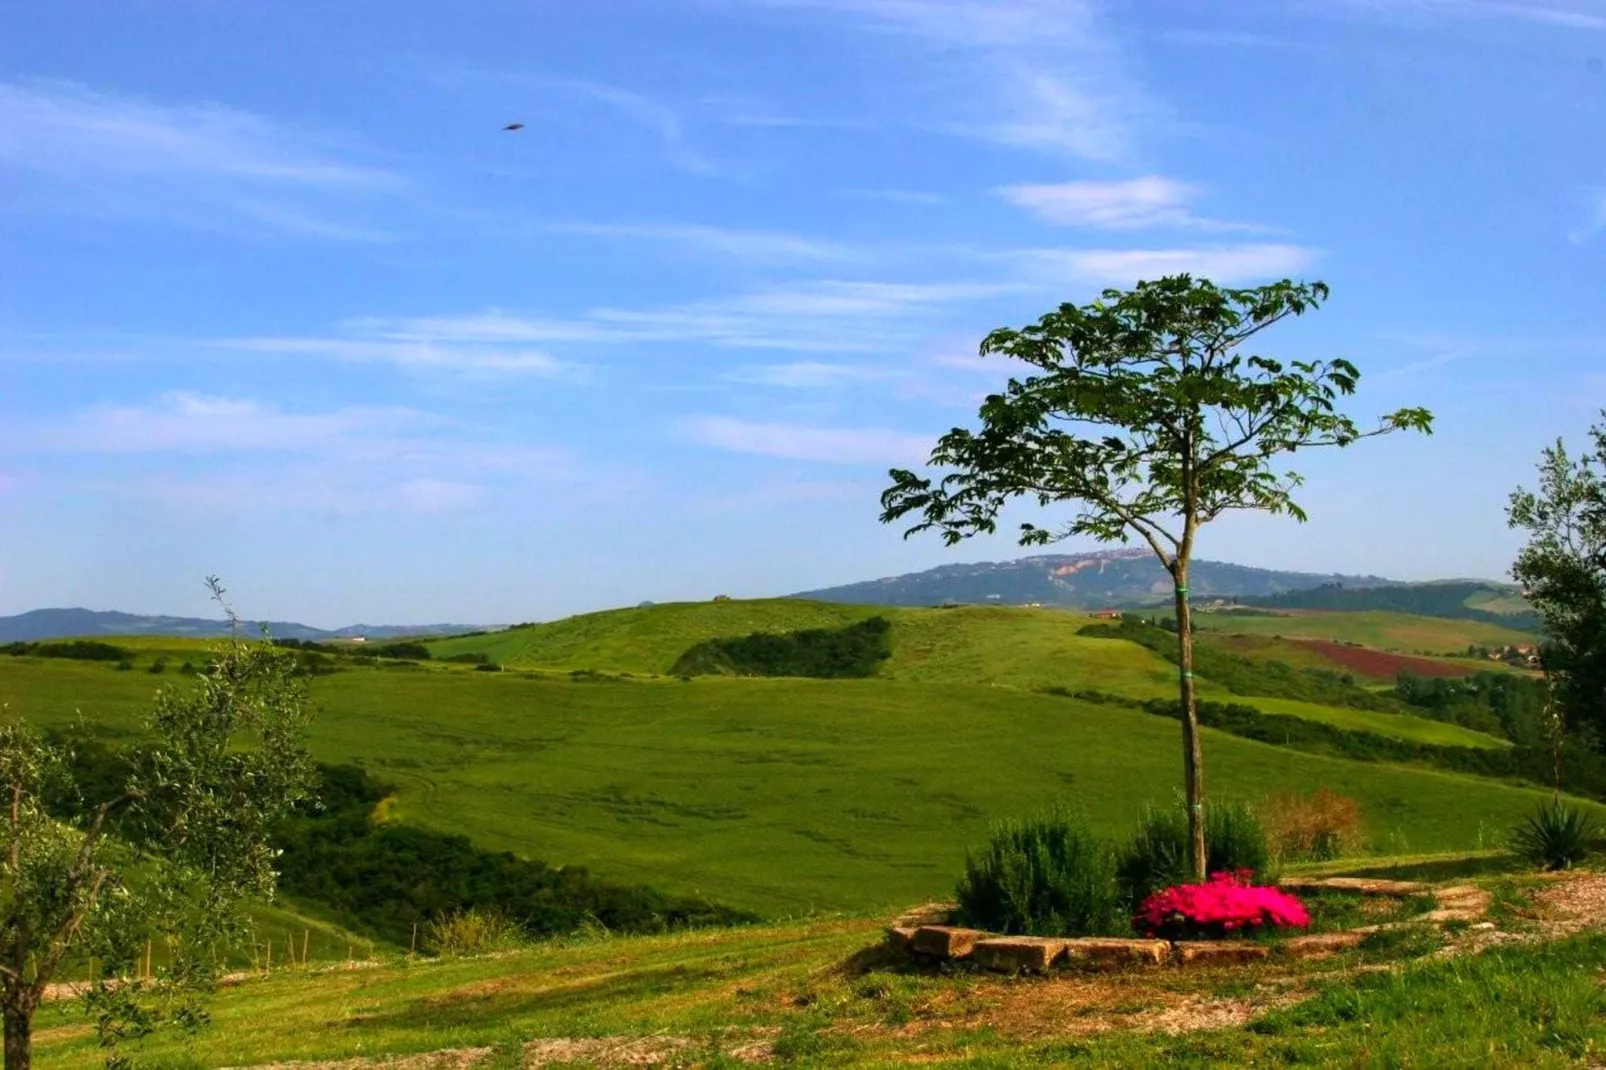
[33,913,1606,1067]
[2,655,1581,916]
[1194,609,1535,654]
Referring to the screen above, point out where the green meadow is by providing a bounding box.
[0,630,1571,917]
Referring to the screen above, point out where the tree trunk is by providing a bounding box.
[1174,569,1207,881]
[3,999,30,1070]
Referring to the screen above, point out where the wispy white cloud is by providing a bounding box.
[997,176,1261,231]
[725,361,901,387]
[1006,243,1321,286]
[683,415,930,464]
[43,392,441,454]
[25,392,586,516]
[221,334,582,377]
[548,221,864,263]
[346,279,1021,356]
[1332,0,1606,30]
[748,0,1154,162]
[549,78,719,174]
[0,79,400,239]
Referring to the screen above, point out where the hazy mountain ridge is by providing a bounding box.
[791,549,1410,609]
[0,608,486,643]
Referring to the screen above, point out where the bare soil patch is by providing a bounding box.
[1289,639,1474,680]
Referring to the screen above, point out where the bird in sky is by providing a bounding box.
[503,122,525,131]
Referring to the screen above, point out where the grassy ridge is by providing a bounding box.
[2,656,1583,916]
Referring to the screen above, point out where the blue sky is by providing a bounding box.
[2,0,1603,626]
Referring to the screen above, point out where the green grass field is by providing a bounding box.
[1,653,1573,917]
[1193,609,1535,653]
[1236,696,1510,749]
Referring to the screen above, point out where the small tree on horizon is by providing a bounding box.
[0,579,315,1070]
[880,275,1432,880]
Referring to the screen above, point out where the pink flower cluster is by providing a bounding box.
[1136,870,1310,939]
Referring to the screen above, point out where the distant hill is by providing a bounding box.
[0,608,486,643]
[791,549,1403,609]
[1236,581,1538,631]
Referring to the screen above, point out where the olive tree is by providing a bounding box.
[881,276,1432,880]
[0,581,315,1069]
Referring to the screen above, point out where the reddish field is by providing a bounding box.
[1290,639,1476,680]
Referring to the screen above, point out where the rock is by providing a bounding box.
[885,926,917,954]
[911,926,983,960]
[1470,922,1497,931]
[892,902,957,929]
[1279,877,1426,897]
[1278,932,1367,959]
[973,937,1067,973]
[1176,942,1270,966]
[1061,938,1171,969]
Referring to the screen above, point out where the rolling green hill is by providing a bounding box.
[1,654,1576,917]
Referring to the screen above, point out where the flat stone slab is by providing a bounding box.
[885,926,917,954]
[973,937,1067,973]
[892,902,956,929]
[911,925,982,960]
[1176,942,1270,966]
[1279,877,1427,897]
[1278,931,1368,959]
[1061,938,1171,969]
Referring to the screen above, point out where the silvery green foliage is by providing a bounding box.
[1,579,315,1069]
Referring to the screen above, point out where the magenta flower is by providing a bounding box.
[1136,871,1309,939]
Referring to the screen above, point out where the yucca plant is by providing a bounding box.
[1510,799,1596,871]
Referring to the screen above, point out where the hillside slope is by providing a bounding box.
[793,548,1400,608]
[3,656,1567,915]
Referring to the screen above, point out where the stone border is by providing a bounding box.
[885,878,1493,973]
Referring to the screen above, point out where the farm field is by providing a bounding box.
[0,649,1573,916]
[1236,696,1510,748]
[1192,609,1535,653]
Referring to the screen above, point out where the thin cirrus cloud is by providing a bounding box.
[1330,0,1606,30]
[41,392,443,454]
[221,335,581,377]
[683,415,931,465]
[997,176,1262,231]
[0,78,399,238]
[724,361,902,388]
[546,222,865,264]
[305,279,1022,359]
[1006,243,1322,286]
[754,0,1154,163]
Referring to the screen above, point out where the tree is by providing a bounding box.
[0,580,314,1070]
[880,276,1432,880]
[1508,414,1606,765]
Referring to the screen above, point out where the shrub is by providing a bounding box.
[114,659,134,671]
[1116,800,1273,907]
[954,808,1121,937]
[1510,799,1596,871]
[1117,806,1190,908]
[425,908,524,956]
[1260,789,1365,862]
[671,617,893,679]
[473,662,503,672]
[1136,871,1309,940]
[1209,799,1272,879]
